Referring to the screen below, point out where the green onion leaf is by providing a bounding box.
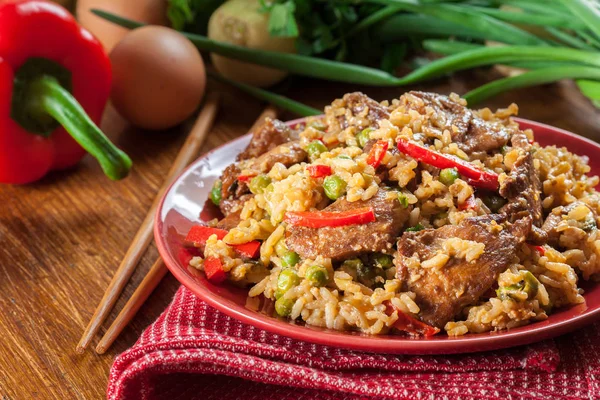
[92,9,401,86]
[209,72,321,117]
[558,0,600,43]
[464,66,600,105]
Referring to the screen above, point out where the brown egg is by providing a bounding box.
[110,26,206,130]
[76,0,168,51]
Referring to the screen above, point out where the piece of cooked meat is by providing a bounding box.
[407,91,512,153]
[217,117,305,216]
[216,209,242,231]
[219,194,253,217]
[248,141,307,173]
[237,118,291,161]
[328,92,390,132]
[219,163,252,216]
[499,134,547,244]
[396,214,531,328]
[286,190,410,260]
[542,201,597,246]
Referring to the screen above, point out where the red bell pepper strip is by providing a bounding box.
[385,301,440,337]
[233,241,261,258]
[0,1,131,184]
[458,194,478,211]
[238,174,257,182]
[397,138,499,190]
[528,244,546,256]
[185,225,261,259]
[203,257,226,283]
[283,207,376,228]
[306,164,332,178]
[185,226,228,244]
[366,140,389,168]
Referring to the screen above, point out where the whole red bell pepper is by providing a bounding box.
[0,0,131,184]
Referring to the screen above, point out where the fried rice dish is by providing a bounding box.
[186,91,600,337]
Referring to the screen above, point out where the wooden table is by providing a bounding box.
[1,72,599,399]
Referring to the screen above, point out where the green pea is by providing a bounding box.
[305,265,328,287]
[264,183,274,193]
[323,175,347,200]
[405,223,424,232]
[397,192,409,208]
[307,140,327,161]
[276,269,300,299]
[439,168,460,186]
[342,258,363,271]
[373,254,393,269]
[483,195,507,213]
[275,296,295,317]
[281,251,300,268]
[210,180,222,206]
[356,128,373,148]
[249,174,272,195]
[275,239,288,258]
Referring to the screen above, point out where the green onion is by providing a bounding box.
[397,46,600,85]
[464,66,600,105]
[545,28,596,51]
[397,192,409,208]
[405,223,424,232]
[454,4,586,30]
[558,0,600,43]
[576,80,600,108]
[209,72,320,117]
[92,9,401,87]
[367,0,548,46]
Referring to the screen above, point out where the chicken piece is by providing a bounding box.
[286,190,410,260]
[396,214,531,328]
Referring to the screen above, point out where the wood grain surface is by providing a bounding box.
[1,74,599,399]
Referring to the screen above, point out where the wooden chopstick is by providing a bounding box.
[93,105,279,354]
[76,93,220,354]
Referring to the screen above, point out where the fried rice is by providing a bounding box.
[189,91,599,337]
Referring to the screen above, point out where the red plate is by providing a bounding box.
[155,117,600,354]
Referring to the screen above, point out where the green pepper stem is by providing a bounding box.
[30,76,132,180]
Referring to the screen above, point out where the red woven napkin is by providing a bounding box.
[107,286,600,399]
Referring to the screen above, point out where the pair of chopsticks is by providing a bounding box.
[76,92,278,354]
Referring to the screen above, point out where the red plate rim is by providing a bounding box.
[154,116,600,354]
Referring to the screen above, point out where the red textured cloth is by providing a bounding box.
[108,286,600,399]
